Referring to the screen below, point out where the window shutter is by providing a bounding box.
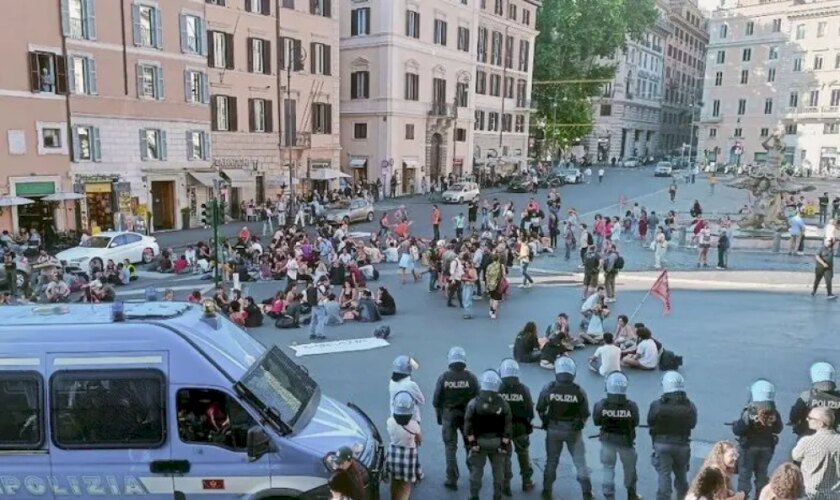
[265,100,273,132]
[159,130,168,160]
[139,129,148,160]
[136,64,145,97]
[324,45,331,76]
[155,66,165,99]
[350,73,357,99]
[278,37,286,69]
[293,40,303,71]
[247,38,254,72]
[310,0,316,14]
[207,30,215,64]
[324,0,331,18]
[71,127,81,161]
[351,10,358,36]
[229,97,238,131]
[183,70,191,102]
[210,96,218,131]
[201,73,210,103]
[153,8,163,49]
[61,0,71,36]
[245,0,253,12]
[86,0,97,40]
[325,104,332,134]
[201,132,210,160]
[289,100,297,142]
[67,57,77,94]
[92,126,101,161]
[179,15,188,53]
[310,43,316,73]
[87,57,98,95]
[225,33,235,69]
[28,53,40,92]
[248,98,256,132]
[363,72,369,98]
[263,40,271,74]
[261,0,271,15]
[55,55,68,94]
[197,19,206,56]
[132,4,142,46]
[186,130,194,160]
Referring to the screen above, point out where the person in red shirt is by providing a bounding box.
[173,255,189,274]
[432,205,442,242]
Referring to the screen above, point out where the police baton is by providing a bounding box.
[587,424,649,440]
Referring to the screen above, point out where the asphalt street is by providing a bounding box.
[121,168,840,499]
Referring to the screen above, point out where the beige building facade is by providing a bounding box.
[698,0,840,172]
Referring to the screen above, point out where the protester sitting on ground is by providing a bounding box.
[174,254,189,274]
[45,274,70,303]
[686,467,728,500]
[163,289,175,301]
[758,462,804,500]
[229,300,247,327]
[345,289,381,322]
[339,280,357,310]
[262,291,286,318]
[323,293,343,326]
[377,287,396,316]
[614,314,638,353]
[384,242,399,263]
[274,294,303,329]
[244,297,263,328]
[157,251,173,273]
[213,286,230,314]
[187,290,202,304]
[103,259,118,283]
[539,326,569,370]
[621,326,660,370]
[513,321,541,363]
[588,332,622,376]
[116,263,131,286]
[86,280,115,303]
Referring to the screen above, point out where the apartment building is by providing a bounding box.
[473,0,540,174]
[660,0,709,157]
[698,0,840,172]
[586,0,671,163]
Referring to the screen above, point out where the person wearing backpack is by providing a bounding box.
[603,242,622,303]
[517,234,535,289]
[582,245,601,299]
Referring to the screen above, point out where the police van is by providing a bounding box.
[0,302,383,499]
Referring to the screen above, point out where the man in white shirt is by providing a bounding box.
[588,333,621,376]
[447,254,464,308]
[45,275,69,303]
[285,257,299,293]
[622,326,659,370]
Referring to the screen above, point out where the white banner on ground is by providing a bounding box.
[289,337,390,357]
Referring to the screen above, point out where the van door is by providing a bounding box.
[0,357,53,500]
[169,385,273,498]
[46,354,175,498]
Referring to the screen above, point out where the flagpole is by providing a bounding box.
[628,288,653,322]
[629,270,670,321]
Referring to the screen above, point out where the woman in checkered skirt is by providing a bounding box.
[387,391,424,499]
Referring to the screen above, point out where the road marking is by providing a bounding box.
[579,187,669,218]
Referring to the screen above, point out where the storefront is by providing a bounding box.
[349,157,368,184]
[187,171,219,225]
[83,180,115,232]
[10,177,60,237]
[220,168,255,220]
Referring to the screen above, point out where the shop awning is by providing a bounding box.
[310,168,351,181]
[402,158,419,169]
[189,172,218,187]
[349,158,368,168]
[222,169,252,188]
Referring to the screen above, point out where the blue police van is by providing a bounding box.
[0,302,383,499]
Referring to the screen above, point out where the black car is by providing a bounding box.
[507,176,533,193]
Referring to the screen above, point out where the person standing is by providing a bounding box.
[732,379,783,499]
[467,198,478,231]
[461,260,477,320]
[669,180,678,203]
[654,230,668,269]
[789,362,840,440]
[593,371,641,500]
[582,245,601,299]
[447,253,464,308]
[390,176,398,198]
[431,205,442,242]
[386,391,424,500]
[485,253,506,320]
[697,224,712,268]
[602,243,621,303]
[498,359,536,494]
[791,407,840,498]
[389,355,425,423]
[518,235,535,289]
[465,370,512,500]
[717,230,731,270]
[812,240,837,299]
[598,167,605,184]
[453,213,466,240]
[433,347,480,491]
[584,166,593,184]
[537,357,593,500]
[3,250,17,299]
[709,173,718,195]
[648,371,698,500]
[788,212,806,256]
[818,192,830,226]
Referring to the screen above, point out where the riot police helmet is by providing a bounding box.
[499,358,520,379]
[749,379,776,403]
[554,356,577,378]
[810,362,836,385]
[480,369,502,392]
[606,371,629,396]
[661,371,685,394]
[447,346,467,366]
[392,355,412,376]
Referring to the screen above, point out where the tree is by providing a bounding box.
[532,0,660,159]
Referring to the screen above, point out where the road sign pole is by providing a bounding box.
[213,199,220,288]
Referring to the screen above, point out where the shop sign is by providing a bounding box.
[15,181,55,197]
[85,183,112,194]
[213,158,255,169]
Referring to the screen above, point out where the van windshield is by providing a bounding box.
[239,346,318,431]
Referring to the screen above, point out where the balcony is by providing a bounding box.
[700,114,722,123]
[283,132,311,149]
[428,102,456,118]
[785,106,839,119]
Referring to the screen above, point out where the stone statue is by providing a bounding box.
[760,122,786,174]
[729,171,815,230]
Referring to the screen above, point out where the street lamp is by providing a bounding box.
[277,37,307,225]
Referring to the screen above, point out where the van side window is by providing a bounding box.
[176,388,256,451]
[50,369,166,449]
[0,371,43,449]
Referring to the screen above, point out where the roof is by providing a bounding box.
[0,302,190,326]
[91,231,142,238]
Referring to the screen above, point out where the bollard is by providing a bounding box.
[773,232,782,253]
[677,227,687,247]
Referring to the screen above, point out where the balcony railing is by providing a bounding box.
[429,102,456,118]
[700,114,722,123]
[786,106,839,118]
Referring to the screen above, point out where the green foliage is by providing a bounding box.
[533,0,660,154]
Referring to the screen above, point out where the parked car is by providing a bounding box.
[442,182,480,203]
[56,231,160,273]
[507,176,533,193]
[622,157,640,168]
[0,255,31,291]
[558,168,584,184]
[654,161,674,177]
[324,198,375,225]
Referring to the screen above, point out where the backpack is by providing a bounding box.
[528,245,535,261]
[659,349,683,371]
[587,232,594,246]
[613,254,625,271]
[373,325,391,339]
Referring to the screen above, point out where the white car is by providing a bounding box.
[654,161,674,177]
[57,231,160,272]
[622,157,640,168]
[442,182,480,203]
[559,168,584,184]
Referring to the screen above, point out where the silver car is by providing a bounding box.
[324,198,375,225]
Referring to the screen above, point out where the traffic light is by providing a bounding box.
[200,203,210,227]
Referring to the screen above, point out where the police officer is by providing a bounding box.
[732,379,782,500]
[498,358,535,494]
[465,369,512,500]
[789,361,840,439]
[536,356,592,500]
[593,371,640,500]
[433,346,480,490]
[647,371,697,500]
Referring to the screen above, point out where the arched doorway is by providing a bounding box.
[430,133,443,183]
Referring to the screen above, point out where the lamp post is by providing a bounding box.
[278,41,306,226]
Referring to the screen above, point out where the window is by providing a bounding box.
[432,78,446,107]
[249,98,273,132]
[760,127,769,137]
[353,123,367,139]
[455,128,467,142]
[351,71,369,99]
[489,74,501,97]
[281,0,294,8]
[457,27,470,52]
[516,79,526,107]
[734,128,742,138]
[508,3,516,20]
[475,71,486,94]
[474,110,485,130]
[719,23,728,39]
[180,15,206,56]
[831,89,840,107]
[477,27,488,63]
[503,76,513,99]
[836,54,840,70]
[742,48,751,62]
[488,112,498,131]
[600,104,612,116]
[28,51,68,95]
[716,50,725,64]
[311,102,332,134]
[504,35,514,69]
[764,98,773,114]
[283,99,297,146]
[140,129,167,161]
[522,9,531,26]
[740,69,749,84]
[247,0,270,14]
[494,0,503,15]
[795,24,805,40]
[809,90,819,107]
[714,72,723,86]
[434,19,447,46]
[518,40,530,72]
[351,8,370,36]
[185,70,209,104]
[209,31,234,69]
[814,55,823,70]
[248,38,271,74]
[41,126,63,151]
[767,68,776,82]
[206,0,226,4]
[310,0,331,17]
[789,92,799,108]
[786,123,797,135]
[515,115,525,133]
[456,82,468,107]
[405,72,419,101]
[176,388,255,450]
[72,125,100,161]
[133,4,162,49]
[825,123,839,135]
[63,0,96,41]
[745,21,754,36]
[70,55,97,95]
[186,130,209,160]
[406,10,420,39]
[502,113,512,132]
[491,31,503,65]
[405,124,414,140]
[136,63,164,100]
[709,128,717,138]
[279,37,303,71]
[0,372,43,449]
[737,99,746,115]
[712,99,720,117]
[772,19,781,32]
[212,95,237,131]
[52,370,165,448]
[793,58,802,72]
[817,21,827,38]
[768,46,779,61]
[310,43,331,75]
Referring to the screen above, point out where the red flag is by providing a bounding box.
[650,270,671,315]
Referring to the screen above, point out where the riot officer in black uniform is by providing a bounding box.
[536,356,592,500]
[464,369,512,500]
[732,379,783,500]
[647,370,697,500]
[789,361,840,440]
[498,358,535,495]
[593,371,640,500]
[433,346,480,490]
